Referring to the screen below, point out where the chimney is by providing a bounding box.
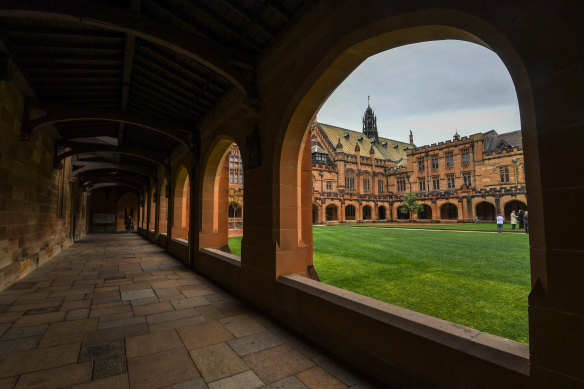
[409,130,414,145]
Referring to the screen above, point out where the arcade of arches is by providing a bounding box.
[0,2,582,388]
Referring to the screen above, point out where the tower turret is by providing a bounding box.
[362,96,379,142]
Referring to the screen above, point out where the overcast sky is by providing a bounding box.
[316,40,520,147]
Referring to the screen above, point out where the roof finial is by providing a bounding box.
[368,95,370,107]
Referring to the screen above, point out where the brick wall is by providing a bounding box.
[0,81,87,291]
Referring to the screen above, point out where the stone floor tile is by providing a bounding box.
[67,308,90,320]
[99,312,134,323]
[72,373,129,389]
[0,311,22,324]
[151,280,181,289]
[181,288,215,298]
[171,296,209,310]
[90,302,132,318]
[189,343,248,383]
[93,354,127,380]
[155,287,181,298]
[148,315,206,332]
[60,300,92,312]
[130,296,159,306]
[14,361,92,389]
[196,305,231,320]
[83,322,149,345]
[178,320,234,350]
[1,324,47,340]
[128,346,199,389]
[179,279,201,286]
[0,336,41,356]
[311,355,360,386]
[44,317,99,338]
[146,307,199,325]
[121,289,156,301]
[94,286,120,293]
[120,282,152,292]
[159,294,186,303]
[132,302,173,316]
[263,376,309,389]
[79,339,125,362]
[228,331,284,356]
[161,377,207,389]
[242,344,315,385]
[98,316,146,330]
[23,306,60,315]
[0,342,81,377]
[220,314,265,338]
[208,370,264,389]
[0,324,10,338]
[7,298,63,313]
[38,332,85,348]
[0,376,17,388]
[126,329,183,358]
[296,366,347,389]
[12,310,66,328]
[204,294,224,303]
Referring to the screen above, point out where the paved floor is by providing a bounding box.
[0,234,376,389]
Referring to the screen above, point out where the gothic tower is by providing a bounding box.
[362,96,379,142]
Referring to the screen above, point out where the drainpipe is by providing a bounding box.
[471,142,477,188]
[512,158,518,188]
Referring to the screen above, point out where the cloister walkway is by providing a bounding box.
[0,234,373,389]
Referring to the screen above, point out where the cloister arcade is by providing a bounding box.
[0,1,581,387]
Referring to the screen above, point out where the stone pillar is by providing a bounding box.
[466,196,473,221]
[494,194,501,215]
[431,199,438,221]
[457,198,464,221]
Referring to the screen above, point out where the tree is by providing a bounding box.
[228,187,242,228]
[399,192,424,220]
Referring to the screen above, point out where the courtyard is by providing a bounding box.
[229,225,530,344]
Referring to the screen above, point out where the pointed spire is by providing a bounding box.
[409,130,414,145]
[362,97,379,143]
[335,138,343,150]
[454,130,461,141]
[369,145,375,154]
[354,143,360,152]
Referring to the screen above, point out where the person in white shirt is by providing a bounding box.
[496,213,504,233]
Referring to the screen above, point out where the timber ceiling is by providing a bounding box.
[0,0,308,193]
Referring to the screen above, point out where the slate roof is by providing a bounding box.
[317,123,413,166]
[483,130,523,153]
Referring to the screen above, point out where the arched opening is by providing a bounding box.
[158,179,168,235]
[277,15,537,355]
[149,187,156,231]
[312,204,319,224]
[201,139,243,254]
[172,166,190,241]
[378,206,387,220]
[440,203,458,219]
[325,204,337,221]
[397,205,409,220]
[345,204,356,220]
[363,205,372,220]
[504,200,527,220]
[418,204,433,220]
[476,201,496,221]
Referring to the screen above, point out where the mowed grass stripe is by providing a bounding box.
[229,226,530,343]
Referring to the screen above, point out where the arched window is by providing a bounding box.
[345,170,355,191]
[345,204,356,220]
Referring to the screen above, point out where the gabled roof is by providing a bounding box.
[484,130,523,153]
[317,123,412,166]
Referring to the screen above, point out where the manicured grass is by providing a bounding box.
[329,223,525,232]
[229,226,530,343]
[229,236,242,257]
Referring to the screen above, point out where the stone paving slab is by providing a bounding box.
[0,234,378,389]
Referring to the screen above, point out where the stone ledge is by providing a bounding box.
[200,248,242,268]
[279,274,529,376]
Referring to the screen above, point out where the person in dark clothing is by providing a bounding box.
[523,211,529,234]
[518,210,525,229]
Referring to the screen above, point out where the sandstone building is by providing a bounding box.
[0,2,582,387]
[311,103,527,224]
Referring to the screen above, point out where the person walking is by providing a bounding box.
[518,209,525,229]
[126,216,133,233]
[496,213,504,233]
[510,210,518,230]
[523,211,529,234]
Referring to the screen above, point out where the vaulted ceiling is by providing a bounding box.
[0,0,309,193]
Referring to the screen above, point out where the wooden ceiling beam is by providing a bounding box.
[58,141,168,167]
[71,164,154,178]
[0,0,255,94]
[221,0,276,38]
[119,0,141,146]
[85,182,141,193]
[26,106,192,147]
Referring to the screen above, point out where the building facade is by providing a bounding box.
[311,103,527,224]
[227,144,244,228]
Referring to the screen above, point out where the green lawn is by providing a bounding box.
[228,226,530,343]
[329,223,525,232]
